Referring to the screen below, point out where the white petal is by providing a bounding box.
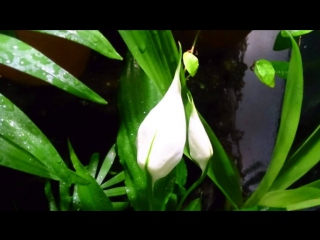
[188,99,213,172]
[136,57,186,185]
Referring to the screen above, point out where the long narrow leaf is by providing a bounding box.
[270,124,320,191]
[104,187,127,197]
[100,171,125,189]
[258,187,320,211]
[0,93,88,185]
[87,153,99,178]
[244,30,304,207]
[35,30,122,60]
[201,114,243,208]
[96,144,116,185]
[118,30,179,95]
[0,135,59,180]
[44,181,58,211]
[0,33,107,104]
[68,141,114,211]
[59,182,71,211]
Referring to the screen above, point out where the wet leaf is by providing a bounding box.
[0,94,88,184]
[87,153,99,178]
[44,181,58,211]
[35,30,122,60]
[100,171,125,189]
[270,61,289,79]
[59,181,71,211]
[0,135,59,180]
[68,141,114,211]
[96,144,116,185]
[183,52,199,77]
[244,30,304,207]
[0,33,107,104]
[104,187,127,197]
[118,30,180,95]
[254,59,275,88]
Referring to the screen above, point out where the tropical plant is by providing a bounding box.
[0,30,319,211]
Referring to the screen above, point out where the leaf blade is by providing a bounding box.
[0,33,107,104]
[35,30,122,60]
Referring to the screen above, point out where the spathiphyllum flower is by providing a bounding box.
[188,95,213,173]
[136,57,186,186]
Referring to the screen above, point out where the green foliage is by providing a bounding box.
[183,52,199,77]
[0,33,107,104]
[244,30,304,208]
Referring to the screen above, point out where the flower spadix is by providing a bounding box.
[136,51,186,186]
[187,94,213,173]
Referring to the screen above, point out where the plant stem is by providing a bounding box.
[176,163,209,211]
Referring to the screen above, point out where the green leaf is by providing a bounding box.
[44,180,58,211]
[183,198,201,211]
[254,59,276,88]
[0,93,88,184]
[270,61,289,79]
[270,124,320,191]
[175,158,187,187]
[0,135,59,180]
[302,179,320,189]
[68,141,114,211]
[112,202,129,211]
[258,187,320,211]
[87,153,99,178]
[201,114,243,208]
[0,30,16,38]
[118,30,180,95]
[96,144,116,185]
[281,30,313,37]
[100,171,125,189]
[104,187,127,197]
[183,52,199,77]
[117,50,162,210]
[59,181,71,211]
[0,33,107,104]
[34,30,122,60]
[273,31,299,51]
[244,30,304,208]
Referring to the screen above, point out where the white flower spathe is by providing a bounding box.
[136,58,186,185]
[188,97,213,172]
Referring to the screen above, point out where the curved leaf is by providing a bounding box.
[183,52,199,77]
[34,30,122,60]
[0,33,107,104]
[254,59,276,88]
[118,30,179,95]
[270,124,320,191]
[96,144,116,185]
[0,93,88,184]
[259,187,320,211]
[281,30,313,37]
[244,30,304,208]
[0,135,59,180]
[68,141,114,211]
